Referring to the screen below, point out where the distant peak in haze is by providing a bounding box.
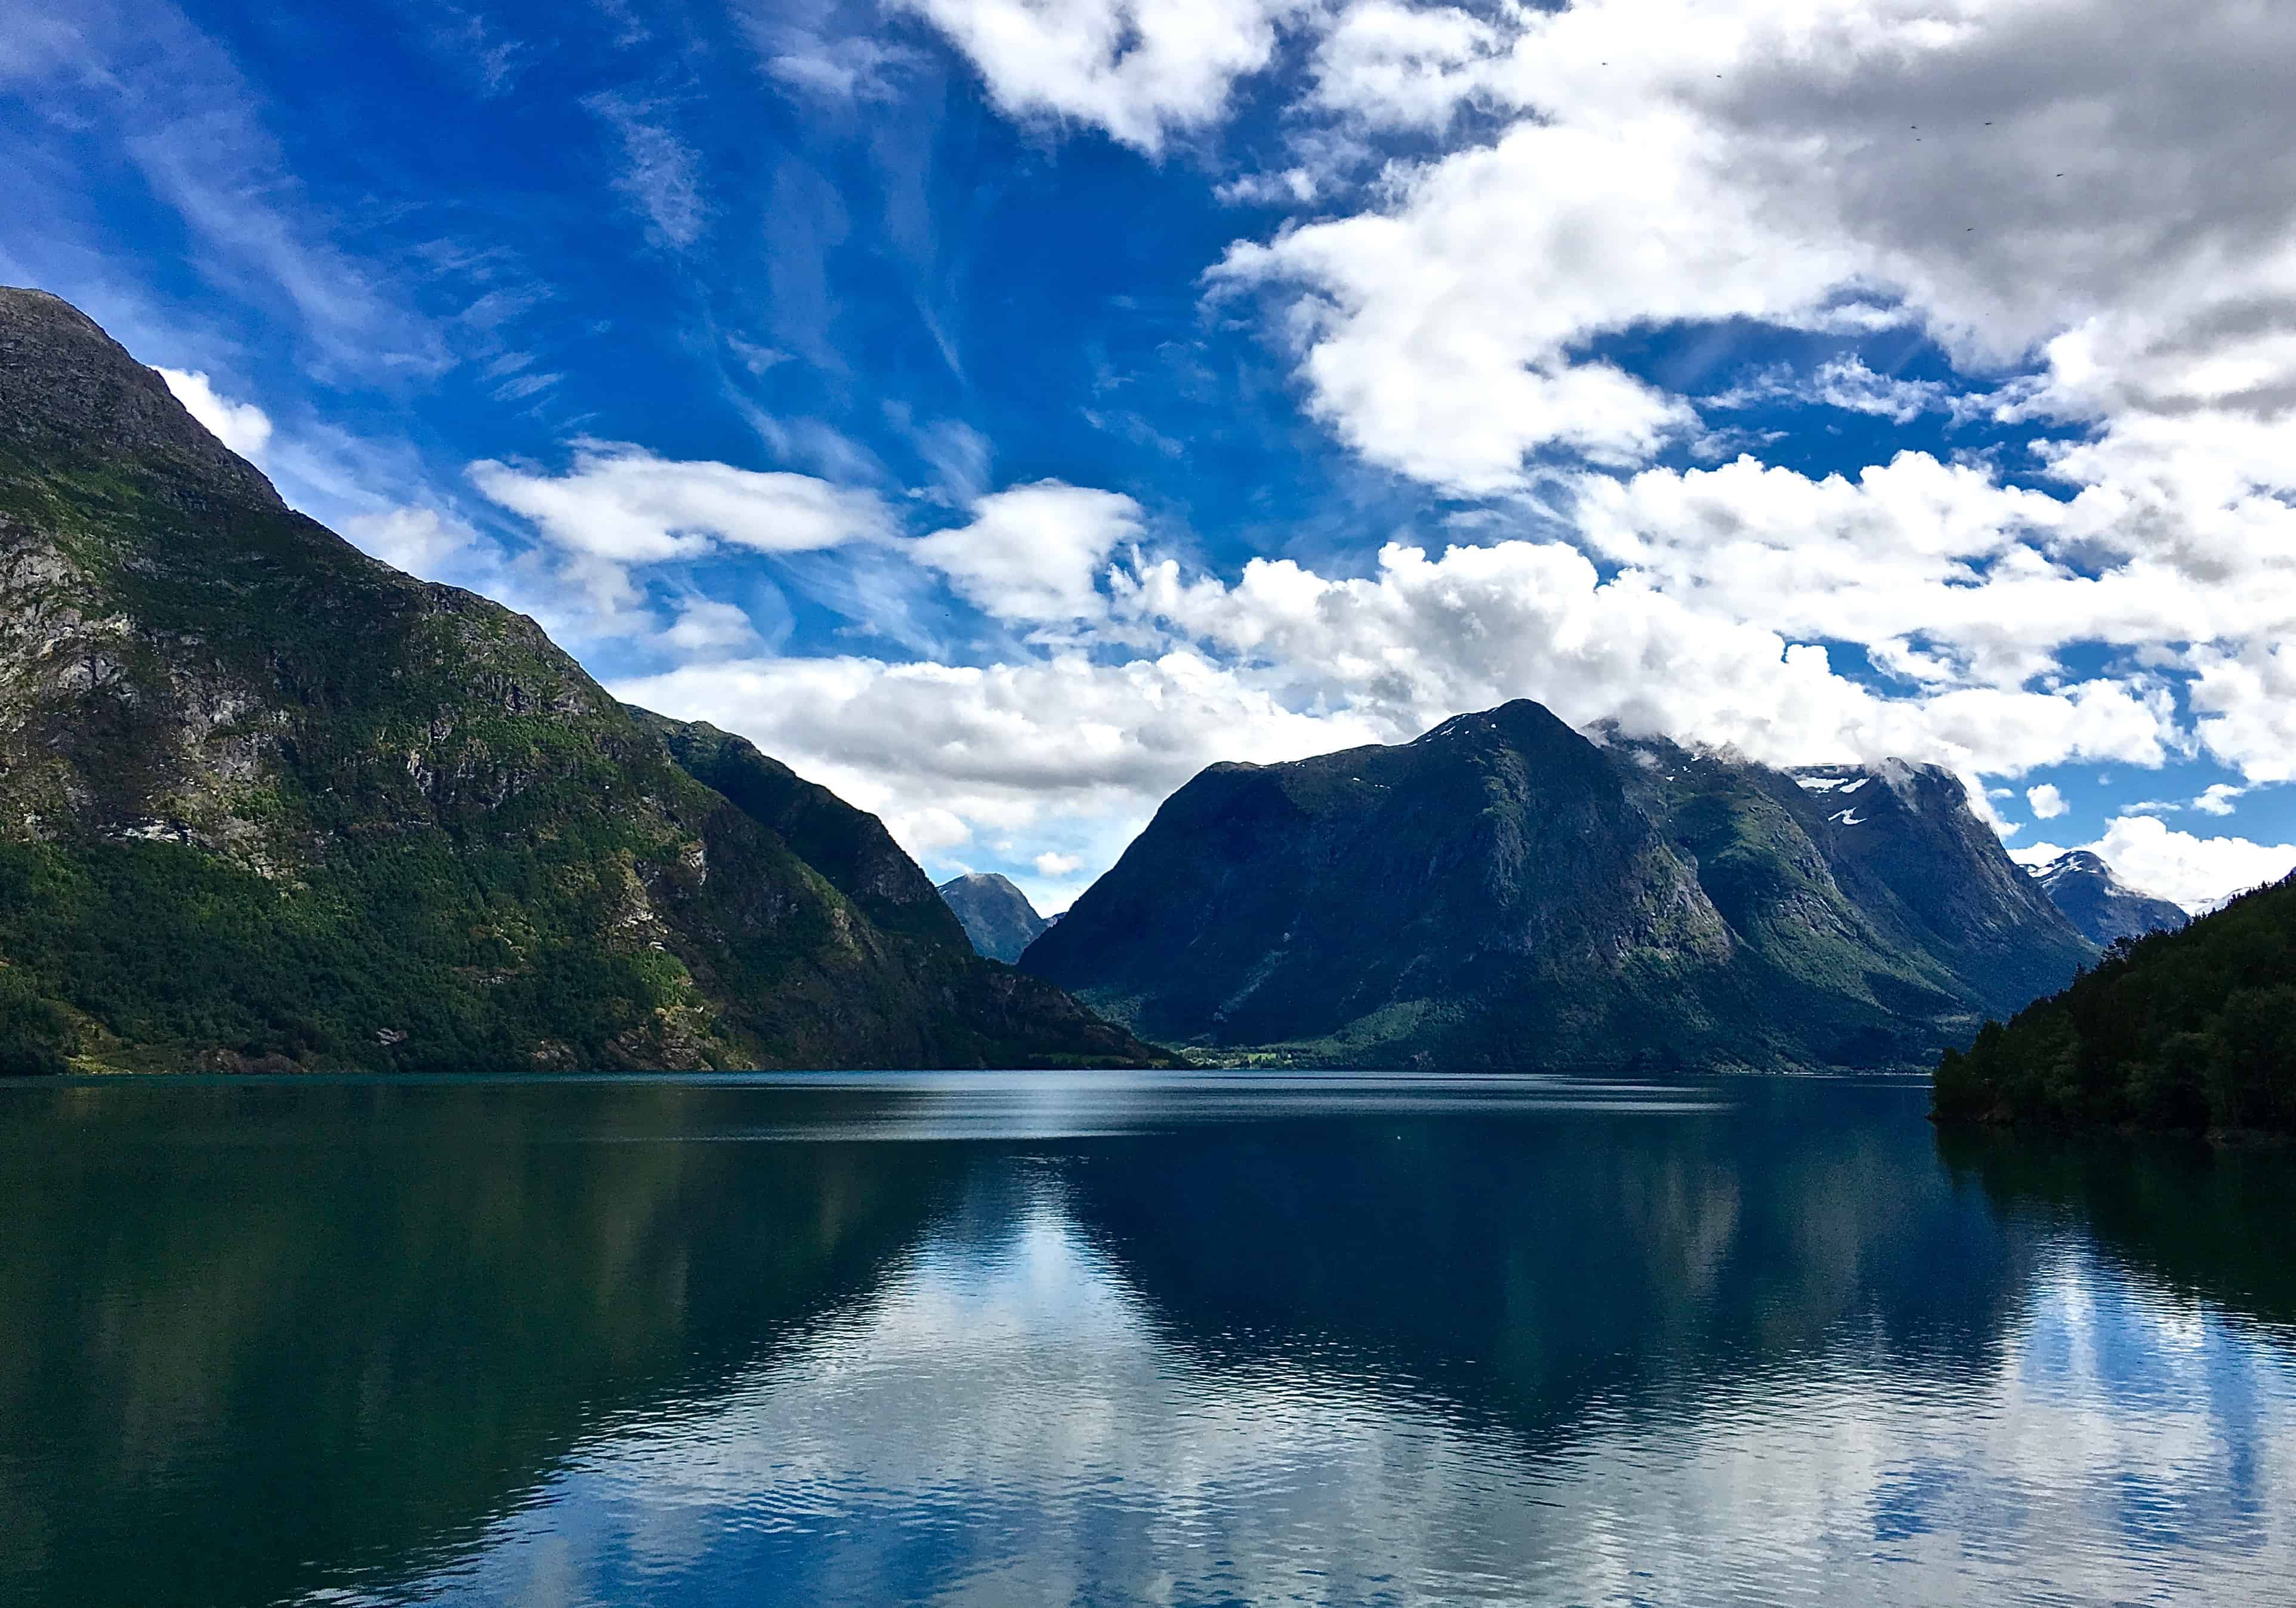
[937,873,1052,964]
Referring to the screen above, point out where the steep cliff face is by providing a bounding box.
[2031,850,2189,946]
[1023,703,2093,1070]
[0,288,1152,1073]
[938,873,1050,962]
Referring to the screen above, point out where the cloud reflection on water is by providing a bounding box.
[374,1166,2296,1608]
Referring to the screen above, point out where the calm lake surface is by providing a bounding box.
[4,1073,2294,1607]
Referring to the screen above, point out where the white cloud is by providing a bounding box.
[1033,850,1084,877]
[2192,782,2245,817]
[609,648,1384,873]
[1215,166,1322,206]
[2025,783,2067,820]
[609,517,2197,888]
[1213,0,2296,498]
[1307,1,1498,132]
[2013,816,2296,913]
[763,35,913,101]
[340,505,485,581]
[470,444,895,566]
[1112,536,2178,778]
[2190,643,2296,783]
[155,367,273,458]
[910,481,1145,622]
[1704,356,1959,427]
[660,597,764,658]
[897,0,1298,153]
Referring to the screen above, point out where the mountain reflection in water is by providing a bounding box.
[1,1073,2291,1607]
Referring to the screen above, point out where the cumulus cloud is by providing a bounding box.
[340,505,487,581]
[156,367,273,458]
[896,0,1298,153]
[1112,536,2178,777]
[1215,0,2296,500]
[609,648,1385,872]
[1033,850,1084,877]
[2190,643,2296,783]
[2014,816,2296,913]
[2026,783,2067,820]
[1306,1,1497,131]
[661,597,766,658]
[470,444,896,566]
[910,481,1146,622]
[2192,783,2245,817]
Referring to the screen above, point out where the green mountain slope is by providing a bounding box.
[1934,873,2296,1134]
[1020,703,2093,1070]
[0,287,1152,1073]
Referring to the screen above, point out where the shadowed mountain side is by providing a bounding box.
[938,872,1050,962]
[0,288,1152,1072]
[0,1081,967,1608]
[1023,703,2091,1070]
[2032,850,2189,946]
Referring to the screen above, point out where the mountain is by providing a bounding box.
[0,286,1153,1074]
[1020,701,2094,1070]
[2029,850,2188,946]
[1935,872,2296,1134]
[937,872,1051,962]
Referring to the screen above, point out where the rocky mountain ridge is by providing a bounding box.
[1020,702,2095,1070]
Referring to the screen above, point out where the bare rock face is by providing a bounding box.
[0,286,1154,1074]
[1024,706,2094,1070]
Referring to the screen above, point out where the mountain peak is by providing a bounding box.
[0,285,282,511]
[2029,849,2187,945]
[2039,849,2112,882]
[1418,698,1577,751]
[937,872,1051,964]
[1025,703,2090,1069]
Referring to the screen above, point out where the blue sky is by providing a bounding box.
[7,0,2296,911]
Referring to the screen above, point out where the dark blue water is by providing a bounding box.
[2,1072,2292,1606]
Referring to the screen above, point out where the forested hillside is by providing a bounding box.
[1934,874,2296,1134]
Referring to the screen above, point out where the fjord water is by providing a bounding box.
[3,1076,2293,1607]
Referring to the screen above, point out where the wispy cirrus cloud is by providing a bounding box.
[586,92,708,249]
